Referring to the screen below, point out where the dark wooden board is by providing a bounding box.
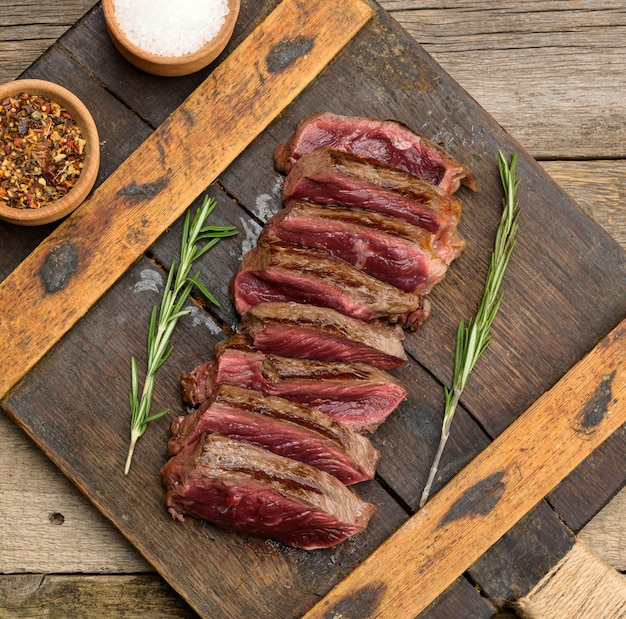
[467,501,575,606]
[4,251,409,618]
[1,0,625,617]
[548,425,626,532]
[420,577,496,619]
[302,324,624,618]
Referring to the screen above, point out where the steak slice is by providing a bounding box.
[168,384,380,485]
[274,111,477,193]
[161,433,376,549]
[260,200,450,291]
[231,241,431,330]
[238,301,407,369]
[180,335,407,432]
[281,148,465,264]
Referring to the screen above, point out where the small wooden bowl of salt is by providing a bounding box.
[102,0,240,77]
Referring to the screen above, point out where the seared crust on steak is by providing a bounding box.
[260,201,450,290]
[274,111,477,193]
[238,301,407,369]
[180,334,407,432]
[168,384,381,484]
[232,241,431,329]
[281,149,466,263]
[161,433,376,549]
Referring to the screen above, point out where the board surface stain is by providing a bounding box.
[266,36,315,73]
[323,582,386,619]
[117,178,169,199]
[577,370,616,432]
[439,470,506,526]
[40,244,78,293]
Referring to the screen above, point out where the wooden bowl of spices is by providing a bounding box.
[102,0,240,77]
[0,79,100,226]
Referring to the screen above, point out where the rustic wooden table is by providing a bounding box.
[1,1,624,617]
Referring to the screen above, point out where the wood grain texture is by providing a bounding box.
[304,321,625,618]
[0,1,624,617]
[539,160,626,249]
[0,1,98,84]
[0,154,621,579]
[0,574,195,618]
[1,240,409,618]
[2,1,624,160]
[0,0,374,398]
[547,425,626,532]
[380,0,626,159]
[0,412,149,574]
[466,501,576,606]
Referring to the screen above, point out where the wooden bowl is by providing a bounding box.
[102,0,240,77]
[0,79,100,226]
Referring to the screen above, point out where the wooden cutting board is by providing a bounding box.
[1,0,624,616]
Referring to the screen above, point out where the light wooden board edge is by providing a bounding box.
[0,0,374,399]
[303,319,626,618]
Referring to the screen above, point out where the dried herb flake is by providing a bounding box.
[0,92,86,209]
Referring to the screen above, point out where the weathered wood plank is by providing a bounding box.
[303,320,625,618]
[379,0,626,159]
[2,237,408,619]
[217,0,625,475]
[58,0,278,128]
[547,425,626,532]
[0,2,620,616]
[0,412,149,574]
[0,574,195,618]
[467,501,575,607]
[0,0,374,399]
[0,1,98,83]
[420,576,496,619]
[0,2,96,26]
[539,160,625,249]
[1,153,621,579]
[0,45,153,283]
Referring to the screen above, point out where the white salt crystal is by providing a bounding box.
[113,0,230,57]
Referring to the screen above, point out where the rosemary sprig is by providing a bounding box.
[124,196,238,475]
[419,150,521,507]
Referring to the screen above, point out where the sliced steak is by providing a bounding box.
[274,111,477,193]
[161,433,376,549]
[231,241,431,330]
[180,334,256,407]
[168,384,380,484]
[281,148,465,264]
[238,301,407,369]
[180,359,215,407]
[180,335,407,432]
[260,201,450,291]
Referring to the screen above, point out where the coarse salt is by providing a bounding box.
[113,0,230,57]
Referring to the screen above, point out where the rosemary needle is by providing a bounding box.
[419,150,521,507]
[124,196,238,475]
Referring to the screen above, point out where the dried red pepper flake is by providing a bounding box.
[0,92,86,209]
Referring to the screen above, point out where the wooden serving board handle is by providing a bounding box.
[303,319,626,619]
[0,0,373,399]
